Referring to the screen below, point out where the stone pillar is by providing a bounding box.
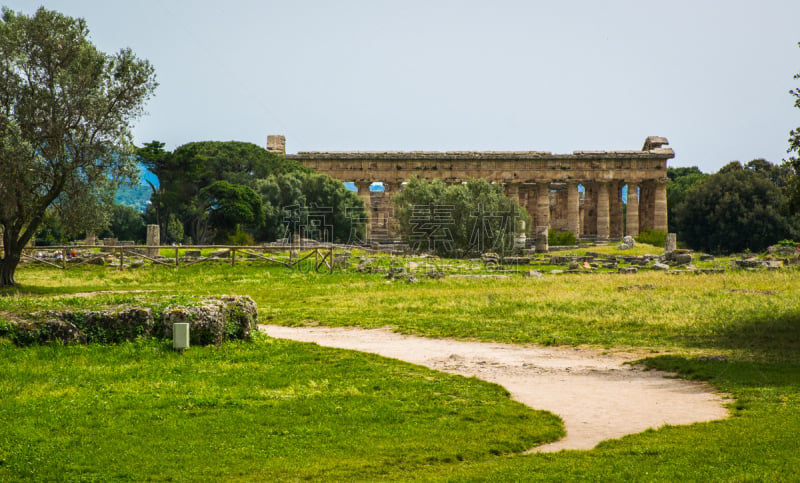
[504,182,520,203]
[266,135,286,155]
[535,225,549,253]
[526,185,538,236]
[84,232,96,246]
[382,181,401,238]
[354,181,372,241]
[582,183,597,237]
[639,182,655,232]
[654,179,668,232]
[610,182,624,239]
[146,225,160,257]
[536,182,551,231]
[596,182,610,241]
[665,233,677,252]
[626,182,639,237]
[566,181,580,239]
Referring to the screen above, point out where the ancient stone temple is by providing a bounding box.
[267,135,672,243]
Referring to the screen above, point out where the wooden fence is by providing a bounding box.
[20,244,338,273]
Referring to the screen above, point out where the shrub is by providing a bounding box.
[635,229,667,247]
[548,230,576,246]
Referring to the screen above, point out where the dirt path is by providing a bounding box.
[260,325,730,452]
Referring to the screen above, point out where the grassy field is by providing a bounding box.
[1,258,799,481]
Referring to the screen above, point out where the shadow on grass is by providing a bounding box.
[655,310,800,396]
[675,311,800,361]
[0,285,80,297]
[643,354,800,395]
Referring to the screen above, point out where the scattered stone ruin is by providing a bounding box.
[268,135,673,246]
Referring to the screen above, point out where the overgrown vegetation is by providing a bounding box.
[634,228,666,247]
[392,177,529,257]
[547,229,576,246]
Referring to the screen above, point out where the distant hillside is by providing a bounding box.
[115,164,159,212]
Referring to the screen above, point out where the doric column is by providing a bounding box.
[626,182,639,237]
[610,182,624,239]
[596,182,610,241]
[654,178,668,232]
[535,182,551,252]
[504,182,521,206]
[525,185,538,235]
[566,181,580,238]
[382,181,402,238]
[354,181,372,239]
[582,183,596,236]
[536,182,551,230]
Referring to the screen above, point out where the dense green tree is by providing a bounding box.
[392,177,529,257]
[139,141,365,244]
[0,7,156,286]
[255,172,365,244]
[165,214,184,244]
[675,161,798,253]
[98,204,146,243]
[301,173,366,243]
[199,181,263,243]
[666,166,708,235]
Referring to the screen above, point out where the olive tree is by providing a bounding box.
[0,7,156,286]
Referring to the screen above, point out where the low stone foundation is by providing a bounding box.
[3,295,257,346]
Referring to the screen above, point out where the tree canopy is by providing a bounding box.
[673,161,798,253]
[0,7,156,286]
[667,166,708,236]
[392,177,529,258]
[139,141,365,244]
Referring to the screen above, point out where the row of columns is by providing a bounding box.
[352,179,667,242]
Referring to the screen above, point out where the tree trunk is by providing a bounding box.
[0,253,20,287]
[1,228,22,288]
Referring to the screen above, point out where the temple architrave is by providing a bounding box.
[266,135,673,244]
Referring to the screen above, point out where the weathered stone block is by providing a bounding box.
[209,249,231,258]
[671,253,692,265]
[162,295,258,346]
[162,303,226,346]
[11,317,86,345]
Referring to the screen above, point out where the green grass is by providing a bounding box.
[0,335,561,481]
[2,261,800,480]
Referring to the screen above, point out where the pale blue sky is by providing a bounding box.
[5,0,800,172]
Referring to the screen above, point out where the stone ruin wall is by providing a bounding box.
[267,135,673,245]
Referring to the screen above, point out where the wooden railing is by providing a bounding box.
[20,244,338,273]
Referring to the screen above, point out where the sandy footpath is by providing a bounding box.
[260,325,730,452]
